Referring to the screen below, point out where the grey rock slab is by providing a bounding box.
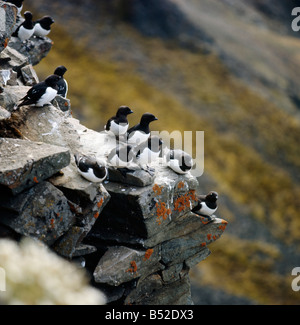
[0,85,28,111]
[93,245,163,286]
[0,46,28,72]
[144,211,212,248]
[0,137,70,195]
[0,105,10,121]
[161,217,228,266]
[124,273,163,305]
[132,274,192,305]
[20,64,39,86]
[91,172,199,242]
[0,1,17,53]
[184,247,211,269]
[50,164,111,257]
[0,181,75,245]
[18,105,81,151]
[49,163,110,224]
[8,36,52,66]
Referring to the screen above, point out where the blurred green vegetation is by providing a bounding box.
[33,17,300,304]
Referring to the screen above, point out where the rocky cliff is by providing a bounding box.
[0,1,227,305]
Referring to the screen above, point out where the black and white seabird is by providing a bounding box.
[54,66,68,98]
[164,148,193,174]
[33,16,54,37]
[4,0,24,14]
[12,11,34,42]
[134,135,163,167]
[17,74,61,109]
[192,191,218,220]
[127,113,158,145]
[107,144,134,168]
[104,106,133,137]
[74,154,107,183]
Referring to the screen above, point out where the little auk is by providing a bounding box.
[54,66,68,98]
[104,106,133,137]
[192,191,218,220]
[127,113,158,145]
[134,135,163,165]
[74,154,107,183]
[12,11,34,42]
[17,74,61,109]
[33,16,54,37]
[164,148,193,174]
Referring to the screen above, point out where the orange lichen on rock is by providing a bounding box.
[4,38,9,48]
[126,261,138,273]
[143,249,154,261]
[33,176,39,184]
[207,234,212,240]
[177,181,185,189]
[153,184,163,196]
[156,200,172,225]
[97,198,104,208]
[199,216,210,225]
[174,190,197,213]
[94,211,100,219]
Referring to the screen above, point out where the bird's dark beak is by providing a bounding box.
[154,117,158,121]
[129,110,134,114]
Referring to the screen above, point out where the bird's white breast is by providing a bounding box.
[79,168,105,183]
[109,121,128,136]
[36,87,57,107]
[199,203,217,216]
[34,24,50,37]
[18,26,34,41]
[128,131,150,145]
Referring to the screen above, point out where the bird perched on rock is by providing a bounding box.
[107,144,134,168]
[74,154,107,183]
[164,148,193,174]
[54,66,68,98]
[104,106,133,137]
[4,0,24,14]
[12,11,34,42]
[33,16,54,37]
[16,74,61,109]
[192,191,218,220]
[134,135,163,167]
[133,135,163,176]
[127,113,158,145]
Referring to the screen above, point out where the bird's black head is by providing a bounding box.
[11,0,24,7]
[24,11,33,21]
[40,16,55,27]
[116,106,133,117]
[140,113,158,125]
[206,191,218,202]
[54,66,67,77]
[45,74,61,87]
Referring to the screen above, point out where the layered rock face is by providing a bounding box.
[0,1,227,305]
